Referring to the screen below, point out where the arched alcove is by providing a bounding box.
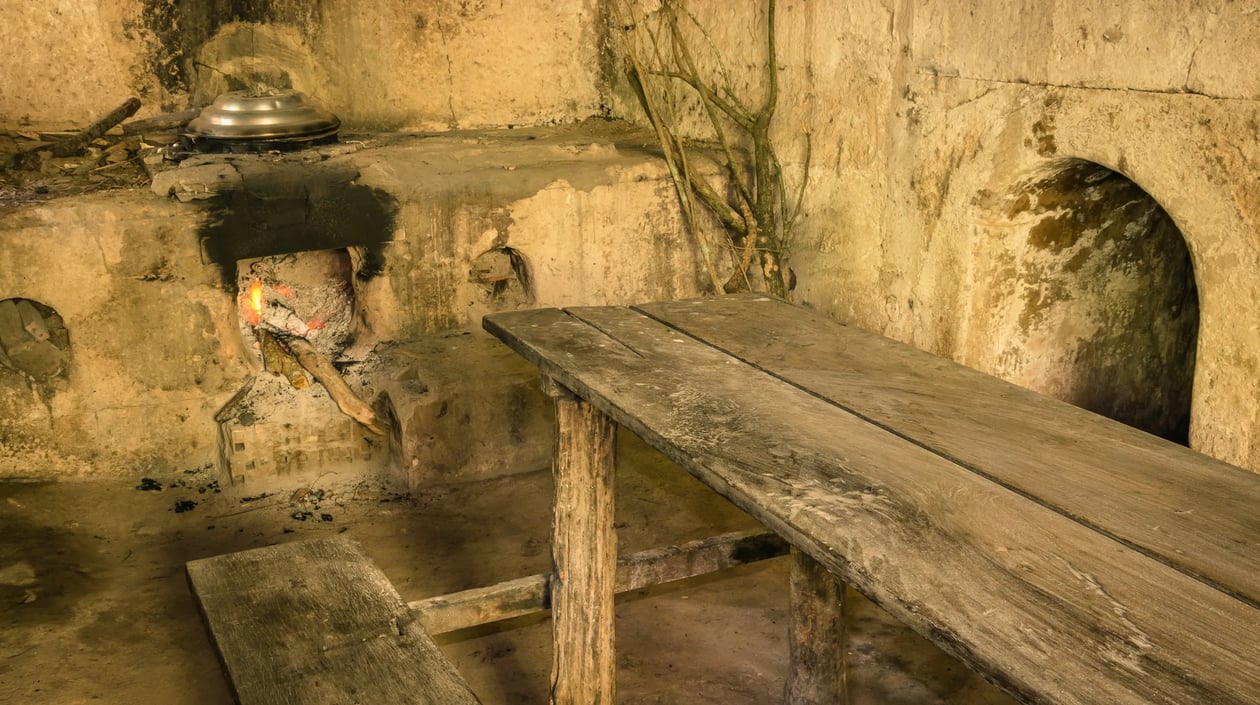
[969,159,1200,444]
[0,298,70,384]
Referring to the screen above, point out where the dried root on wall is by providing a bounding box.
[610,0,809,300]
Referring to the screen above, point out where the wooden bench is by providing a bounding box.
[187,537,483,705]
[483,293,1260,705]
[187,529,788,703]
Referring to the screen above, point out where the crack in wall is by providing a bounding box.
[915,68,1255,103]
[1184,35,1208,93]
[435,19,460,129]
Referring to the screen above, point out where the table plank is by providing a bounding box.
[484,306,1260,705]
[635,294,1260,607]
[187,537,482,705]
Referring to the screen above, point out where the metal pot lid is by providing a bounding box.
[185,89,340,142]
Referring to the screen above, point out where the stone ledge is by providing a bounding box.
[376,331,554,488]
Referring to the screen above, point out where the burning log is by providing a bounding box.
[283,336,386,436]
[259,331,309,389]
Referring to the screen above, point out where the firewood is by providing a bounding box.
[121,109,199,135]
[259,331,309,389]
[50,97,141,158]
[283,336,386,436]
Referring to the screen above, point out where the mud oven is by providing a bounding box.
[1,136,436,486]
[0,112,702,487]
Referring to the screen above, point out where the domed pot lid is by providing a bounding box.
[185,89,341,142]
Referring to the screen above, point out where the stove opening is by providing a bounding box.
[236,250,357,359]
[974,159,1200,445]
[217,248,385,484]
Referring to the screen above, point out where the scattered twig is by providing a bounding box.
[90,155,144,173]
[121,109,199,135]
[207,500,286,519]
[50,98,141,158]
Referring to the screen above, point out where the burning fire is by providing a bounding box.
[245,279,264,325]
[240,275,330,336]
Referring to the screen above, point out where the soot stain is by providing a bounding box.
[134,0,324,101]
[355,244,388,281]
[198,162,399,288]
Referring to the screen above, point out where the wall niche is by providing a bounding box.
[0,298,70,385]
[968,159,1200,445]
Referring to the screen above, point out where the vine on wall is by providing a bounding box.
[611,0,809,300]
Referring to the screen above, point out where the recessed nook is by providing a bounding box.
[970,159,1199,445]
[0,298,70,385]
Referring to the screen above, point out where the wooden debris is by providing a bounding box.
[121,109,199,135]
[103,138,140,164]
[2,115,151,207]
[50,97,141,158]
[15,140,51,154]
[258,330,309,389]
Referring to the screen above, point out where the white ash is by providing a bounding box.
[220,346,381,424]
[224,371,325,427]
[254,297,311,339]
[236,251,358,359]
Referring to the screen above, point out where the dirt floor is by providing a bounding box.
[0,431,1015,705]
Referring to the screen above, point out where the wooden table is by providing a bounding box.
[484,294,1260,705]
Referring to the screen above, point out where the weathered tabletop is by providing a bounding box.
[484,293,1260,705]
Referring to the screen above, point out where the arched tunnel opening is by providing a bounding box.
[974,159,1200,445]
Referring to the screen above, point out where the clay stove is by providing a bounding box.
[0,112,709,486]
[154,93,400,484]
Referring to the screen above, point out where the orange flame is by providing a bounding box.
[245,280,264,325]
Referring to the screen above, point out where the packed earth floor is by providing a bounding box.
[1,431,1016,705]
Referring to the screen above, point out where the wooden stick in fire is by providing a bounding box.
[283,336,387,436]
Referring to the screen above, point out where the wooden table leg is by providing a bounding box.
[544,376,618,705]
[785,548,848,705]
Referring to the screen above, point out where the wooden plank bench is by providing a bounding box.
[187,530,788,703]
[483,293,1260,705]
[187,537,483,705]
